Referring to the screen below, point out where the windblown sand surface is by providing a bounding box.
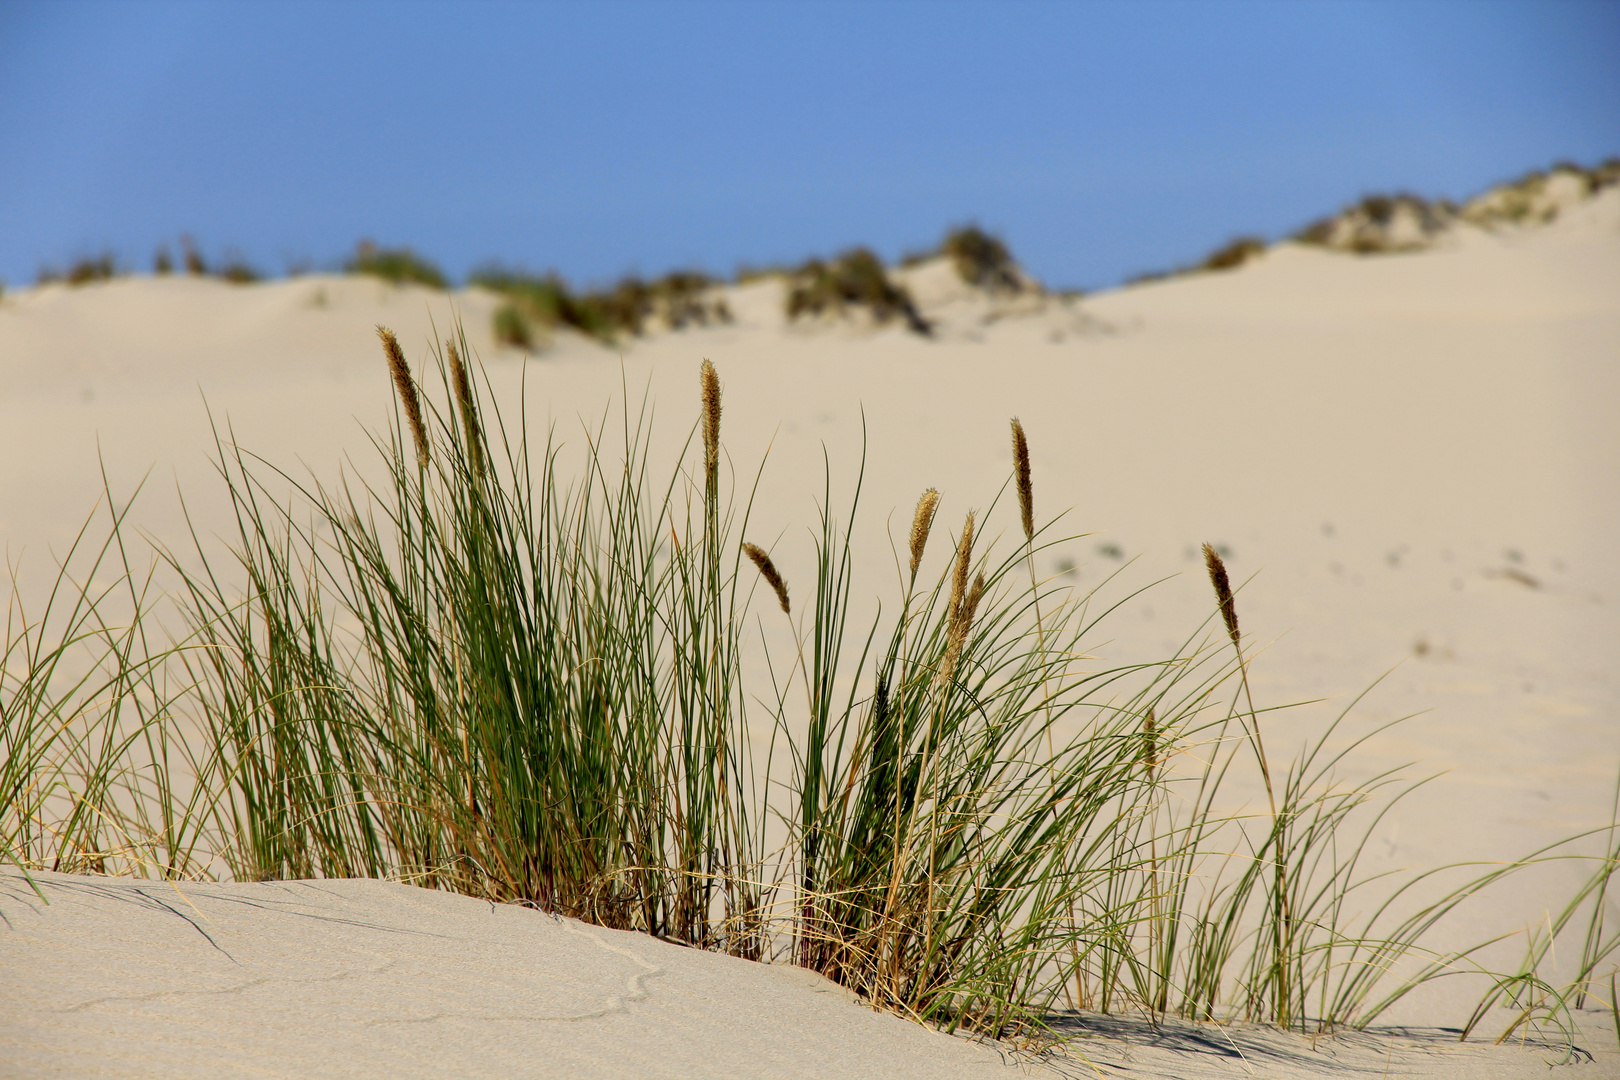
[2,192,1617,1076]
[3,868,1613,1079]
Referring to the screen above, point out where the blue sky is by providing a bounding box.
[2,0,1616,292]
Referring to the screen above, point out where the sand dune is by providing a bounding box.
[2,177,1617,1076]
[3,868,1611,1078]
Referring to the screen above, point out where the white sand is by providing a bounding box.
[3,868,1612,1078]
[2,190,1617,1075]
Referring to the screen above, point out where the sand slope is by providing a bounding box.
[3,868,1612,1078]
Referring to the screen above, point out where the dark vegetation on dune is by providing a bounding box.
[345,240,448,290]
[1121,156,1620,285]
[940,225,1026,293]
[19,224,1030,346]
[474,266,732,349]
[36,234,263,288]
[17,157,1618,312]
[3,323,1616,1052]
[783,246,931,334]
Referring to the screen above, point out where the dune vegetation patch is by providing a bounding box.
[36,236,272,288]
[345,240,449,290]
[475,267,731,349]
[3,324,1616,1051]
[784,247,931,334]
[940,225,1028,293]
[35,252,121,287]
[1459,158,1620,228]
[1199,236,1268,272]
[1294,193,1456,254]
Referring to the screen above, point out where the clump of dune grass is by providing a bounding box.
[1122,235,1268,288]
[68,253,120,286]
[474,267,730,349]
[346,240,448,289]
[4,324,1618,1052]
[181,236,207,276]
[734,263,791,285]
[941,225,1025,292]
[217,256,261,285]
[1294,193,1454,254]
[35,243,264,287]
[785,248,930,334]
[1201,236,1267,272]
[491,303,534,350]
[1,482,219,888]
[38,253,121,287]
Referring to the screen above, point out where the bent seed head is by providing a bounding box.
[743,542,790,614]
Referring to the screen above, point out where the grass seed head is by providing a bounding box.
[949,511,975,625]
[909,488,940,580]
[959,571,985,640]
[1011,418,1033,542]
[447,339,482,480]
[700,359,721,474]
[1142,707,1157,779]
[941,571,985,688]
[742,542,790,614]
[378,326,428,468]
[1202,543,1239,647]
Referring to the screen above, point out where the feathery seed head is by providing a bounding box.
[1142,707,1157,779]
[700,359,721,474]
[909,488,940,580]
[378,326,428,468]
[1202,543,1240,647]
[949,511,975,625]
[447,339,482,479]
[742,542,790,614]
[941,571,985,690]
[1011,418,1033,542]
[959,571,985,641]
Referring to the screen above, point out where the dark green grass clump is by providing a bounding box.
[346,241,448,289]
[784,248,930,334]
